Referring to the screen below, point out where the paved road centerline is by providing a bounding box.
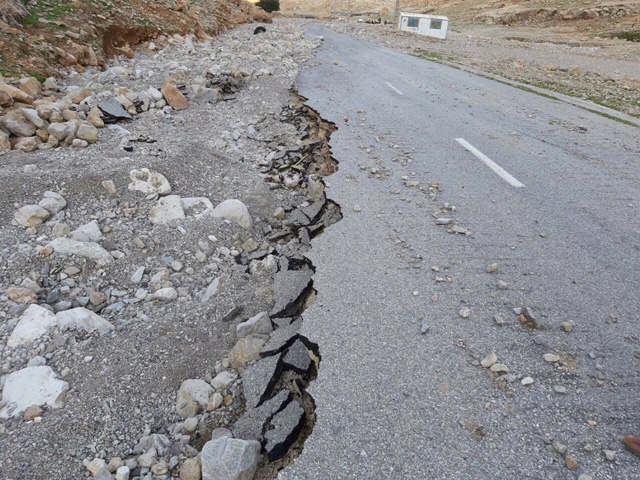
[385,82,404,95]
[455,138,525,188]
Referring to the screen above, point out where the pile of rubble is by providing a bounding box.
[0,19,341,480]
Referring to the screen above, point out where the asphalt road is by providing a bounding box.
[281,24,640,480]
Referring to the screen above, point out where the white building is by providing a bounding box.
[398,12,449,40]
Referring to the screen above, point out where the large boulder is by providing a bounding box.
[0,366,69,419]
[200,437,261,480]
[1,110,36,137]
[14,205,50,227]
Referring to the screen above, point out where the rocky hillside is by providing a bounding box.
[0,0,271,78]
[280,0,640,39]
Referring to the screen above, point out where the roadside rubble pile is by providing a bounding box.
[0,19,341,480]
[0,31,274,154]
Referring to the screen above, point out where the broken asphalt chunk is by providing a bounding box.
[282,338,312,375]
[270,269,313,318]
[232,389,292,442]
[241,353,282,409]
[264,399,305,461]
[261,318,302,357]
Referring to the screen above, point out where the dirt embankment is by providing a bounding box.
[0,0,271,78]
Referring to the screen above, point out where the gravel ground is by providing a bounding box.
[0,18,326,480]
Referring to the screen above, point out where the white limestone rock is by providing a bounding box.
[69,220,103,242]
[38,191,67,214]
[211,199,253,230]
[182,197,214,218]
[149,195,185,225]
[7,304,57,348]
[46,237,113,266]
[15,205,50,227]
[56,307,114,335]
[129,168,172,196]
[0,366,69,419]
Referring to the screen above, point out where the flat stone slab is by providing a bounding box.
[98,97,133,121]
[261,319,302,357]
[282,339,312,375]
[56,307,114,335]
[264,399,305,461]
[47,237,113,266]
[241,353,282,409]
[201,437,261,480]
[0,366,69,419]
[232,389,292,442]
[270,268,313,318]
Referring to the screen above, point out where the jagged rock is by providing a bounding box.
[232,389,291,441]
[69,220,103,242]
[264,399,305,461]
[149,195,185,224]
[129,168,172,196]
[137,447,157,468]
[0,83,34,104]
[98,97,133,121]
[200,275,223,302]
[21,108,48,129]
[236,311,273,339]
[241,353,282,409]
[1,110,37,137]
[200,437,261,480]
[282,338,312,374]
[176,379,214,419]
[134,434,172,457]
[46,237,113,266]
[211,371,238,390]
[0,366,69,419]
[161,83,189,110]
[262,319,302,357]
[56,307,114,335]
[7,304,58,348]
[211,199,253,230]
[18,77,41,98]
[38,191,67,214]
[270,268,313,318]
[230,334,268,370]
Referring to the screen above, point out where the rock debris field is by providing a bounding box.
[0,19,341,480]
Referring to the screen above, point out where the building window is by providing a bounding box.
[407,17,419,28]
[430,19,443,30]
